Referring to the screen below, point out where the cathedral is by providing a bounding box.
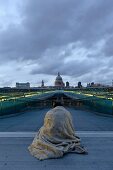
[54,72,65,87]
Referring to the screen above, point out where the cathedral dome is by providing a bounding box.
[54,72,64,87]
[56,74,63,81]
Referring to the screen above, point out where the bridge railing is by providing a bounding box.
[65,92,113,115]
[0,92,55,116]
[0,91,113,117]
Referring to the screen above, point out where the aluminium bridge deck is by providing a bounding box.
[0,107,113,170]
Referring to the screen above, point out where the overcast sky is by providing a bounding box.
[0,0,113,87]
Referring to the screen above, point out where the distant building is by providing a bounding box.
[66,81,70,87]
[87,82,106,88]
[91,82,95,87]
[87,82,94,87]
[3,87,11,89]
[93,83,105,87]
[54,72,65,87]
[78,82,82,88]
[16,82,30,89]
[87,83,91,87]
[41,80,44,87]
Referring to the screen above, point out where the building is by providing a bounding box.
[41,80,44,87]
[16,82,30,89]
[54,72,65,87]
[91,82,95,87]
[66,81,70,88]
[78,82,82,88]
[87,83,91,87]
[87,82,106,88]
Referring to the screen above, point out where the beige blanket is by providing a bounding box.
[28,106,87,160]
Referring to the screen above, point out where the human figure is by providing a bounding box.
[28,102,87,160]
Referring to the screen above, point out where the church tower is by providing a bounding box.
[41,80,44,87]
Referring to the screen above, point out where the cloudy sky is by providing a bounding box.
[0,0,113,87]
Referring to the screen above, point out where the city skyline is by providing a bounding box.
[0,0,113,87]
[1,72,112,88]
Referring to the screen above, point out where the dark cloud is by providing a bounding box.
[30,51,103,77]
[0,0,113,86]
[102,35,113,57]
[1,0,113,60]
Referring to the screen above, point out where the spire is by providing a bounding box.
[58,72,60,76]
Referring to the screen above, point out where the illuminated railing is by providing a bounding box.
[0,90,113,116]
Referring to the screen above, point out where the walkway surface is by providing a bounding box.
[0,107,113,170]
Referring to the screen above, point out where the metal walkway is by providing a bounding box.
[0,107,113,170]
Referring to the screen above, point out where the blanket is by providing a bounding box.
[28,106,87,160]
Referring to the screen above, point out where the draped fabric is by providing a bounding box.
[28,106,87,160]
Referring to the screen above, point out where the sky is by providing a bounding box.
[0,0,113,87]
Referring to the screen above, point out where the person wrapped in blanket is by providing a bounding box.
[28,102,88,160]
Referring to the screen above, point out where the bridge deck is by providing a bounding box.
[0,107,113,132]
[0,107,113,170]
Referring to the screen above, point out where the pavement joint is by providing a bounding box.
[0,131,113,137]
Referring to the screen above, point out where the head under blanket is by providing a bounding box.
[28,106,87,160]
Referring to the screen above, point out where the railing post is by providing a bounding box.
[0,97,2,112]
[112,97,113,114]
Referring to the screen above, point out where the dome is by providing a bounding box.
[55,72,62,80]
[54,72,65,87]
[56,74,62,81]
